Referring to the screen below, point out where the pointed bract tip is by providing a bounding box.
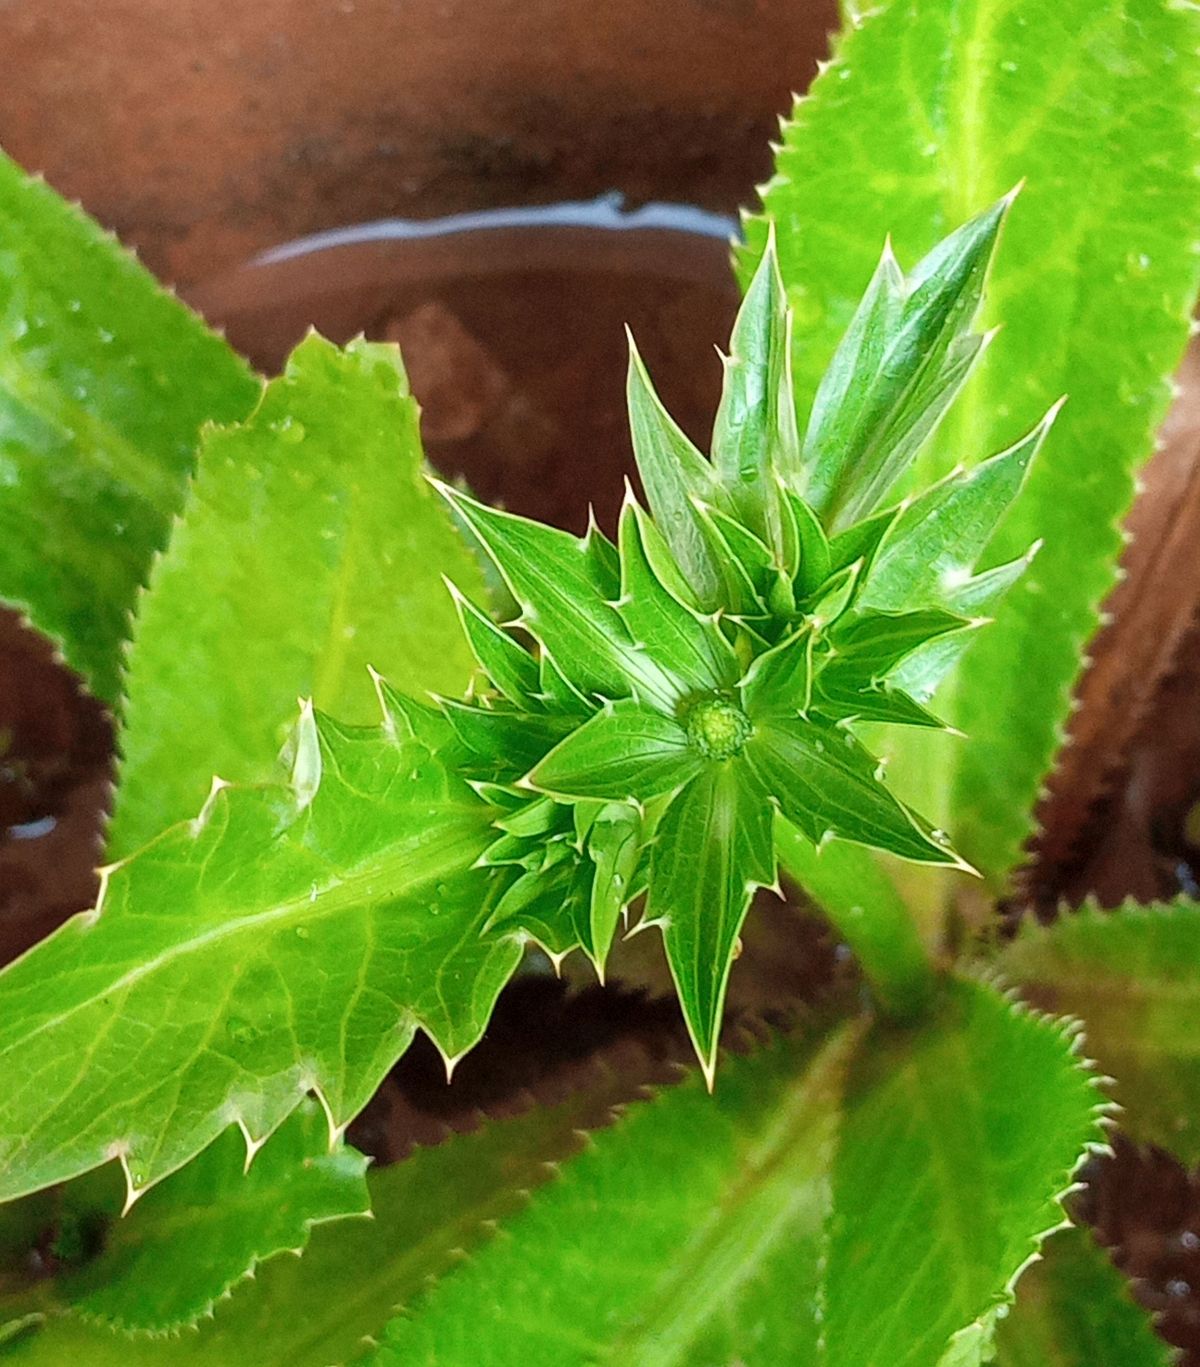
[699,1051,718,1094]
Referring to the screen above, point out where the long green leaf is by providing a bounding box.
[0,701,520,1204]
[992,1226,1172,1367]
[742,0,1200,888]
[110,334,483,856]
[0,150,258,701]
[0,1101,368,1335]
[367,977,1102,1366]
[997,899,1200,1165]
[1,1083,630,1365]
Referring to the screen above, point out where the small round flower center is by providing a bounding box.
[683,696,753,761]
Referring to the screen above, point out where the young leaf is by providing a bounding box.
[742,0,1200,885]
[801,200,1005,529]
[528,700,700,803]
[0,150,258,700]
[367,978,1102,1366]
[615,500,739,698]
[434,482,672,707]
[448,583,540,706]
[992,1226,1173,1367]
[745,717,958,866]
[711,232,799,553]
[110,335,485,856]
[648,762,776,1084]
[997,899,1200,1165]
[0,704,521,1204]
[0,1101,368,1336]
[2,1081,631,1366]
[625,337,724,608]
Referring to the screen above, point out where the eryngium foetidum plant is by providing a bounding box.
[404,193,1058,1080]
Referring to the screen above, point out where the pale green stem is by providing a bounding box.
[776,818,937,1020]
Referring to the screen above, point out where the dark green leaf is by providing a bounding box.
[711,233,799,554]
[367,978,1103,1366]
[745,716,960,866]
[0,1102,368,1335]
[448,581,540,705]
[616,499,739,700]
[529,700,700,803]
[648,763,775,1084]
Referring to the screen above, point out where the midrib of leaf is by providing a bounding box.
[599,1022,862,1366]
[0,815,486,1062]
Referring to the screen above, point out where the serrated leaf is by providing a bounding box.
[366,977,1102,1366]
[813,675,947,731]
[529,700,700,802]
[1,1083,623,1366]
[740,624,813,717]
[109,334,483,857]
[745,716,957,866]
[626,337,724,608]
[997,899,1200,1165]
[0,150,258,700]
[743,0,1200,885]
[0,1101,368,1336]
[649,763,776,1083]
[0,704,521,1203]
[992,1226,1173,1367]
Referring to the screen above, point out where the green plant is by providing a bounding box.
[1,0,1199,1360]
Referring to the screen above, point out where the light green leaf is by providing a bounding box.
[2,1082,625,1366]
[368,977,1103,1366]
[743,0,1200,886]
[745,716,959,866]
[0,1101,368,1336]
[626,336,723,608]
[649,763,776,1085]
[0,150,258,700]
[801,199,1005,529]
[109,334,483,857]
[993,1225,1173,1367]
[529,700,700,802]
[997,899,1200,1165]
[0,703,520,1204]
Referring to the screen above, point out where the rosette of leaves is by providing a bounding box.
[429,196,1059,1080]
